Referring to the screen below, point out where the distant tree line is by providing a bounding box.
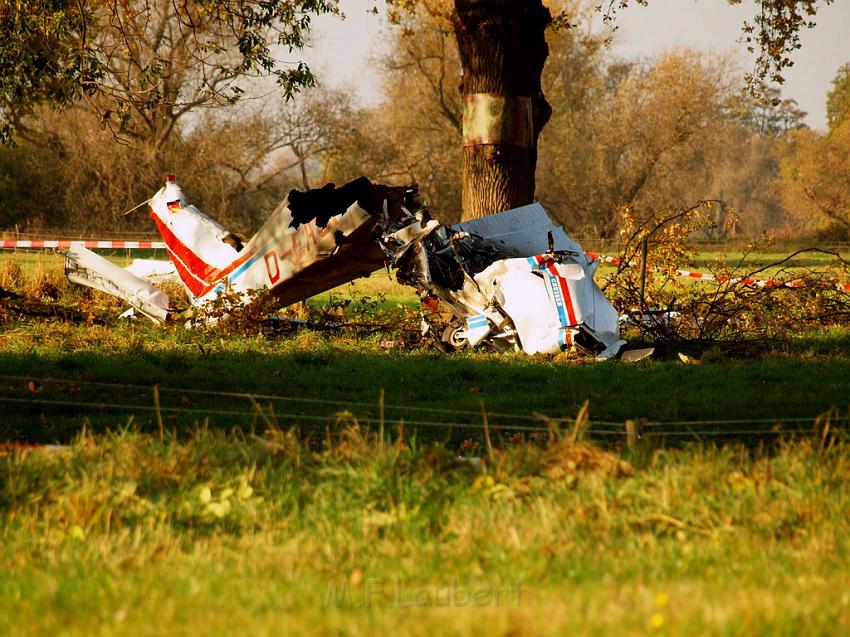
[0,0,847,240]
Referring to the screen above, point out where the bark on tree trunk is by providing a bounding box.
[452,0,552,221]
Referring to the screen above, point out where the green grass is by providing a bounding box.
[0,249,172,271]
[693,250,849,276]
[1,321,850,444]
[0,250,69,271]
[1,250,850,445]
[1,431,849,636]
[2,250,850,635]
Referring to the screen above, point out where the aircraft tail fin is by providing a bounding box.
[148,176,241,298]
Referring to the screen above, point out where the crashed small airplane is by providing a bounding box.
[66,176,625,358]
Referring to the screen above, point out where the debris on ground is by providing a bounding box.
[378,199,625,358]
[62,176,631,359]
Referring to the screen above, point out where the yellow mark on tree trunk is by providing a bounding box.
[463,94,533,148]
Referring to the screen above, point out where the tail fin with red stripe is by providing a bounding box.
[148,176,241,298]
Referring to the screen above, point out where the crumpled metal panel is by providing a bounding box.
[65,246,171,323]
[65,177,415,320]
[64,176,625,359]
[380,202,625,359]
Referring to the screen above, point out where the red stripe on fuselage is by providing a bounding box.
[549,264,578,326]
[536,256,579,326]
[194,249,255,297]
[149,211,250,297]
[168,251,208,296]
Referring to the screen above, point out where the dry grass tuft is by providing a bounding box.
[0,258,23,290]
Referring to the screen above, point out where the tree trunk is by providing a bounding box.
[452,0,552,221]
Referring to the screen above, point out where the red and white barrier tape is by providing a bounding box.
[585,251,621,265]
[586,252,850,292]
[0,240,165,249]
[674,269,809,288]
[2,242,848,291]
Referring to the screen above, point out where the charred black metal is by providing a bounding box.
[287,177,374,229]
[375,198,625,357]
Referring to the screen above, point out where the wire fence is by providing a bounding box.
[0,229,161,240]
[0,374,843,443]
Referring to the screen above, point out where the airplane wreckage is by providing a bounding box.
[65,176,632,359]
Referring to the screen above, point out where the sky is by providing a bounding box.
[300,0,849,131]
[603,0,850,131]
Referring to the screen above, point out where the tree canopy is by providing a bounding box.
[0,0,339,144]
[826,63,850,130]
[0,0,839,237]
[600,1,832,92]
[0,0,834,146]
[0,0,839,228]
[782,63,850,237]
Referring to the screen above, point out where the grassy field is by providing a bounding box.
[1,248,849,442]
[1,320,850,446]
[1,431,849,636]
[1,248,850,635]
